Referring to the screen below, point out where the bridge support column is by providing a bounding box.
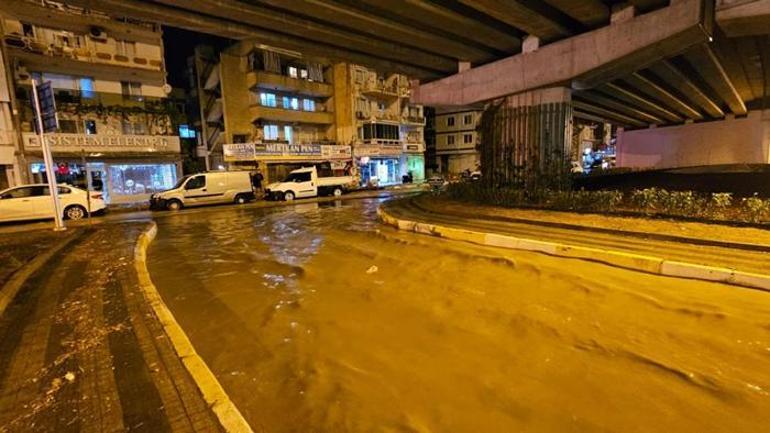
[479,87,573,190]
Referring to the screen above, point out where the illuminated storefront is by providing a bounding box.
[23,133,182,204]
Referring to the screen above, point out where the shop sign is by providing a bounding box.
[223,142,351,162]
[23,133,181,154]
[354,144,402,157]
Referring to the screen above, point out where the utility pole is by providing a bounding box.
[31,79,65,231]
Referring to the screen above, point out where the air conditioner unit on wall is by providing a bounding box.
[88,26,107,41]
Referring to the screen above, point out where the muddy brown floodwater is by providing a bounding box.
[148,198,770,433]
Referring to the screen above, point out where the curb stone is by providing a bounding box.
[134,222,254,433]
[377,207,770,292]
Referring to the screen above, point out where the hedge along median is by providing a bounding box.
[376,206,770,292]
[445,183,770,226]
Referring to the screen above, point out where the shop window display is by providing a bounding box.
[109,164,176,197]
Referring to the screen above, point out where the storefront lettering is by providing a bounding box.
[23,133,181,153]
[224,142,352,161]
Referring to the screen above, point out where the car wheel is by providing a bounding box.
[64,205,87,220]
[234,194,248,205]
[283,191,295,201]
[166,199,183,211]
[333,187,343,197]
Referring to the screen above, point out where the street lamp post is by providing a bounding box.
[31,79,65,231]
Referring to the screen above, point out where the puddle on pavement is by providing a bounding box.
[148,198,770,433]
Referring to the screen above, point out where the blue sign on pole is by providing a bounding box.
[33,81,59,133]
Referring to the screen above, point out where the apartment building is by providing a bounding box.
[0,0,182,203]
[207,41,426,186]
[0,36,17,190]
[210,42,350,183]
[434,107,482,176]
[335,64,425,186]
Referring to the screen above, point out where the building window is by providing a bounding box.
[260,92,277,107]
[59,119,77,133]
[463,114,473,125]
[282,96,299,110]
[463,133,473,144]
[179,124,196,138]
[80,77,95,99]
[84,120,97,135]
[447,135,456,145]
[378,102,386,111]
[362,123,400,141]
[300,68,308,79]
[109,164,177,197]
[447,116,455,127]
[122,120,147,135]
[263,124,279,140]
[233,134,249,143]
[284,126,293,144]
[116,40,136,57]
[288,66,298,78]
[121,81,142,98]
[303,99,315,112]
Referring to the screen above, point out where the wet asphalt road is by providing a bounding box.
[145,197,770,433]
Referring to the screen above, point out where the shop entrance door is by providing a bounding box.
[87,162,109,203]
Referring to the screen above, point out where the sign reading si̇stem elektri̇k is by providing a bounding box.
[22,133,182,154]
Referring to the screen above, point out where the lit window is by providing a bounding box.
[300,68,308,79]
[288,66,298,78]
[260,92,276,107]
[263,124,279,140]
[80,77,95,99]
[284,126,293,143]
[179,124,196,138]
[288,97,299,110]
[303,99,315,111]
[84,120,97,135]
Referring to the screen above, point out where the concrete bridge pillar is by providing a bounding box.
[479,87,573,190]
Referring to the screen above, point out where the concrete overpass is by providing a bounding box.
[33,0,767,129]
[17,0,770,178]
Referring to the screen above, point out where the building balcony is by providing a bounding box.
[247,71,332,98]
[18,88,169,112]
[249,105,334,125]
[7,43,165,86]
[404,115,426,125]
[359,80,401,100]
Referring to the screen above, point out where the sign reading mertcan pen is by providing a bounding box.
[22,133,182,153]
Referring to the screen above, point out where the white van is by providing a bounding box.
[150,171,254,210]
[265,166,355,201]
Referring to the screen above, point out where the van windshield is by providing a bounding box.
[172,175,191,189]
[283,171,312,183]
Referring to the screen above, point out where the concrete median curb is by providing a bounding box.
[377,207,770,292]
[134,222,254,433]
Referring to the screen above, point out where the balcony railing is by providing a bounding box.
[3,34,163,71]
[18,88,170,111]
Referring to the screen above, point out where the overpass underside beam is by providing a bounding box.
[413,0,710,106]
[480,88,573,190]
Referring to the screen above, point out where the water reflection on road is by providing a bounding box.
[148,198,770,433]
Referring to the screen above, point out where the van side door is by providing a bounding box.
[183,175,210,205]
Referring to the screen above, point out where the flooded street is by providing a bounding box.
[147,198,770,433]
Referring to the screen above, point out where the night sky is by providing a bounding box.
[162,26,232,88]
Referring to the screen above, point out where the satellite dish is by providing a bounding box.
[162,83,172,94]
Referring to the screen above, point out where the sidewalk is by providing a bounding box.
[0,224,222,433]
[382,195,770,279]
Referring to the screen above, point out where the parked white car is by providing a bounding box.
[149,171,255,210]
[0,184,106,223]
